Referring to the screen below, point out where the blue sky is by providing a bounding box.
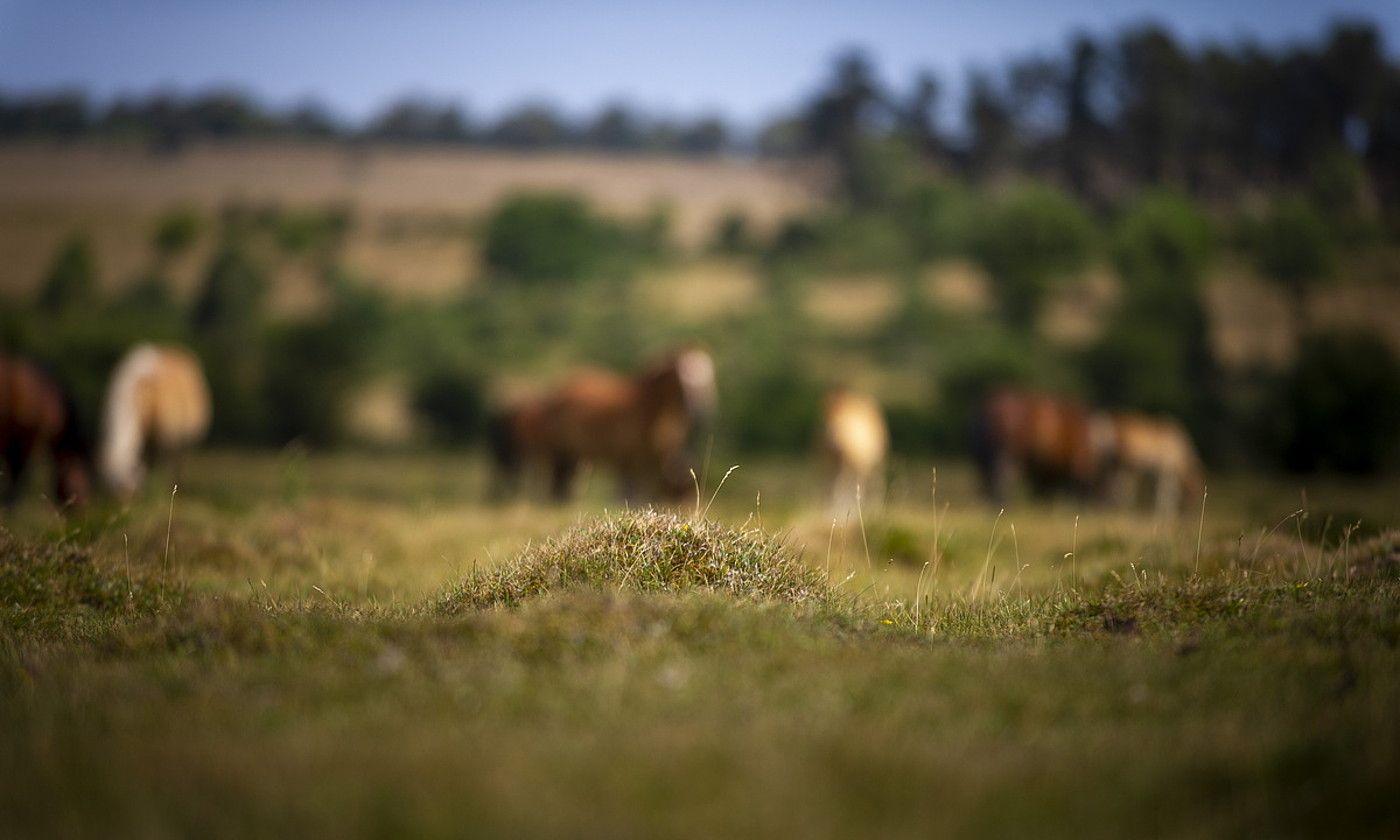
[1,1,1396,126]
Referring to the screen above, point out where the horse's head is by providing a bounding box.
[54,452,91,509]
[672,346,717,426]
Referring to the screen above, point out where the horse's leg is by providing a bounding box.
[549,454,577,503]
[1155,468,1180,518]
[990,453,1015,506]
[3,441,30,507]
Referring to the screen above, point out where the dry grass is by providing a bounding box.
[638,259,761,322]
[922,258,993,314]
[804,274,900,332]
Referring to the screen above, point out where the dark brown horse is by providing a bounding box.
[972,388,1113,505]
[0,355,91,508]
[490,347,717,503]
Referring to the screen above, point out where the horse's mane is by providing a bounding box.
[100,344,161,494]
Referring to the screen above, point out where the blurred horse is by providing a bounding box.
[0,355,90,508]
[819,388,888,515]
[972,388,1113,505]
[490,346,717,503]
[1102,411,1204,517]
[100,343,211,500]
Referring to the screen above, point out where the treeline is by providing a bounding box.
[4,19,1399,204]
[0,90,731,155]
[771,19,1400,210]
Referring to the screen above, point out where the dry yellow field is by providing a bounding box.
[0,141,818,301]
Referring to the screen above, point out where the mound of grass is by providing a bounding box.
[0,529,180,635]
[439,511,832,612]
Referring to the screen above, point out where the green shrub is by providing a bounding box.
[967,184,1095,329]
[899,180,973,262]
[37,234,98,315]
[412,363,488,447]
[722,358,823,454]
[152,207,202,260]
[1112,191,1213,299]
[261,276,388,447]
[1270,332,1400,474]
[483,192,613,283]
[1252,199,1334,322]
[711,210,755,255]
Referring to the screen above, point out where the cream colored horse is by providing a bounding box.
[1102,411,1204,517]
[820,388,888,515]
[100,343,211,500]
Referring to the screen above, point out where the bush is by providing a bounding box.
[899,180,973,262]
[412,363,488,447]
[1270,332,1400,474]
[711,210,755,255]
[722,357,823,454]
[483,192,613,283]
[1112,191,1213,299]
[37,234,98,315]
[1252,199,1334,320]
[967,184,1095,330]
[262,276,388,447]
[152,207,202,260]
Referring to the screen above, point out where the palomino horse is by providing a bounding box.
[0,355,90,508]
[1102,411,1204,517]
[819,388,888,514]
[100,343,211,500]
[490,346,717,503]
[972,388,1114,505]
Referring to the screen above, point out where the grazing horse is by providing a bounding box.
[819,388,888,514]
[99,343,211,500]
[1102,411,1204,517]
[490,346,717,503]
[972,388,1113,505]
[0,355,91,508]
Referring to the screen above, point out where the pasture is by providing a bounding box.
[3,451,1397,837]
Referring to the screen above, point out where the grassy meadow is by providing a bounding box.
[2,139,1400,837]
[2,451,1398,838]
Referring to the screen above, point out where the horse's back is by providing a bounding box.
[149,346,211,446]
[0,355,66,441]
[824,390,888,472]
[1113,412,1199,473]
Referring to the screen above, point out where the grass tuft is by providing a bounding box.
[0,528,182,635]
[438,510,834,613]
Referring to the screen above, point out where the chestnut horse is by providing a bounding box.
[100,343,211,500]
[1102,411,1204,516]
[972,388,1114,505]
[0,355,91,508]
[490,347,717,503]
[820,388,888,514]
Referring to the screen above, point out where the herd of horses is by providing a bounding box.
[0,341,1202,517]
[0,344,209,508]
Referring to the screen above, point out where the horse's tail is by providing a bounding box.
[100,344,161,498]
[487,408,520,471]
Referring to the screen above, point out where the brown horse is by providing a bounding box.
[819,388,888,514]
[1102,411,1204,516]
[0,355,91,508]
[490,346,717,503]
[972,388,1113,505]
[99,343,211,500]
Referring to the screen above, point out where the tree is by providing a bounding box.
[1272,332,1400,474]
[152,207,202,265]
[967,183,1095,330]
[483,193,607,283]
[965,72,1015,181]
[38,235,98,315]
[1252,199,1334,333]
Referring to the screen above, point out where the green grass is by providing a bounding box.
[1,453,1398,837]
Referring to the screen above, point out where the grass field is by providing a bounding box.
[2,451,1397,837]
